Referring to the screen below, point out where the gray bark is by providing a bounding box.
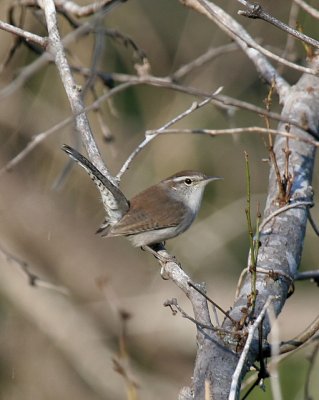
[185,57,319,400]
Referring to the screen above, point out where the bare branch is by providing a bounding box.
[145,127,319,147]
[55,0,125,17]
[179,0,291,100]
[278,2,300,71]
[171,42,239,81]
[229,296,275,400]
[0,81,134,176]
[41,0,111,175]
[268,304,283,400]
[0,243,69,295]
[1,74,314,176]
[308,210,319,236]
[237,1,319,49]
[117,90,222,179]
[263,314,319,357]
[258,201,314,232]
[163,298,234,333]
[0,19,48,47]
[0,8,110,100]
[304,340,319,399]
[295,270,319,283]
[294,0,319,20]
[109,74,312,132]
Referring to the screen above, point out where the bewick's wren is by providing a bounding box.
[62,145,221,247]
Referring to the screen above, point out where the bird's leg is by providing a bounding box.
[141,243,171,261]
[141,244,180,279]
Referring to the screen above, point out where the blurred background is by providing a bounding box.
[0,0,318,399]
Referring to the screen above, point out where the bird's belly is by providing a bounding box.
[127,214,195,247]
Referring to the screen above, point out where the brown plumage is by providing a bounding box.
[62,145,221,247]
[103,183,189,236]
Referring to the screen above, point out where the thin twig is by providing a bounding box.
[268,303,283,400]
[145,127,319,147]
[164,298,238,335]
[171,42,239,81]
[263,79,288,204]
[0,19,48,47]
[269,144,286,204]
[144,243,213,331]
[295,270,319,284]
[193,0,317,77]
[76,69,302,131]
[116,89,222,179]
[259,201,313,232]
[237,1,319,49]
[266,314,319,356]
[0,81,134,176]
[304,341,319,400]
[0,244,69,295]
[88,70,314,135]
[308,210,319,236]
[244,329,319,395]
[0,10,105,101]
[277,2,299,75]
[2,105,316,178]
[187,281,237,324]
[241,325,268,400]
[236,266,294,301]
[229,296,275,400]
[294,0,319,19]
[235,268,249,300]
[244,152,258,318]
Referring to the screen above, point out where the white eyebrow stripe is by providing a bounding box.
[172,177,189,183]
[172,176,203,183]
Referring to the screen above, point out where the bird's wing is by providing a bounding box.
[103,184,189,236]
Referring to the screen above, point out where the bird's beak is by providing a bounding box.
[205,176,223,183]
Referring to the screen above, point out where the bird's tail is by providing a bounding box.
[61,144,129,226]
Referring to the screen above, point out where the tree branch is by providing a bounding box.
[0,19,48,47]
[237,1,319,49]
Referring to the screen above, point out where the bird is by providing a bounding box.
[62,145,222,247]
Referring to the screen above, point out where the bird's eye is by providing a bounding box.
[184,178,192,185]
